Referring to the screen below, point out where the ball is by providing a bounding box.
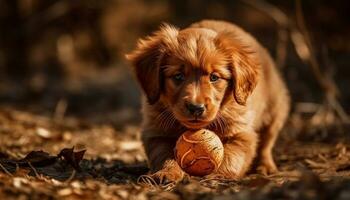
[174,129,224,176]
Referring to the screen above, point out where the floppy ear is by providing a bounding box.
[215,32,260,105]
[126,24,179,104]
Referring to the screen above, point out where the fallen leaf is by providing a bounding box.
[17,150,57,167]
[57,147,86,171]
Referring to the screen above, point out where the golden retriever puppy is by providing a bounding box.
[126,20,290,183]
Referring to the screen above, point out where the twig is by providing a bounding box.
[266,170,302,180]
[161,182,176,191]
[64,169,76,184]
[138,175,158,186]
[199,174,233,184]
[24,1,72,34]
[137,174,176,191]
[304,159,329,169]
[294,0,349,123]
[241,0,349,124]
[0,162,13,176]
[328,95,350,123]
[240,0,289,68]
[27,162,40,178]
[295,0,338,97]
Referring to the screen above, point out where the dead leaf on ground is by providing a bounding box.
[18,151,57,167]
[57,147,86,171]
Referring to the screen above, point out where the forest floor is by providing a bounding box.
[0,102,350,200]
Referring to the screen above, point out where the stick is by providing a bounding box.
[0,162,13,176]
[294,0,349,123]
[64,169,76,183]
[240,0,289,68]
[28,162,40,178]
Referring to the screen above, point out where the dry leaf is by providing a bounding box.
[57,147,86,171]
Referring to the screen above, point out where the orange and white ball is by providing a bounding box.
[175,129,224,176]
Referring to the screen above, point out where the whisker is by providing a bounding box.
[216,112,227,135]
[155,108,167,122]
[168,112,177,129]
[218,116,224,135]
[162,112,170,129]
[155,108,170,129]
[154,107,179,130]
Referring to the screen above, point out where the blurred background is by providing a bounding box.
[1,1,350,198]
[0,0,349,134]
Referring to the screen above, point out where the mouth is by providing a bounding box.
[182,119,211,129]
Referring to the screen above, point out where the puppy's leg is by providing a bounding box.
[142,136,184,184]
[257,101,289,175]
[216,132,258,179]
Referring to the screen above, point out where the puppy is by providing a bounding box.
[126,20,290,183]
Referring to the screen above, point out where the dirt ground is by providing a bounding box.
[0,98,350,200]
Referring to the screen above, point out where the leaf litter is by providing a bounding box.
[0,107,350,199]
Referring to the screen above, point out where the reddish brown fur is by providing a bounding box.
[126,20,290,182]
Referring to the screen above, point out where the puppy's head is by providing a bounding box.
[126,24,259,129]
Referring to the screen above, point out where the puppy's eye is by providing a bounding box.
[173,73,185,82]
[210,73,219,82]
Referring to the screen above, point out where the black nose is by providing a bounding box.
[186,103,205,117]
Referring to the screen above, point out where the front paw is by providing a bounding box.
[256,159,278,175]
[139,168,184,185]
